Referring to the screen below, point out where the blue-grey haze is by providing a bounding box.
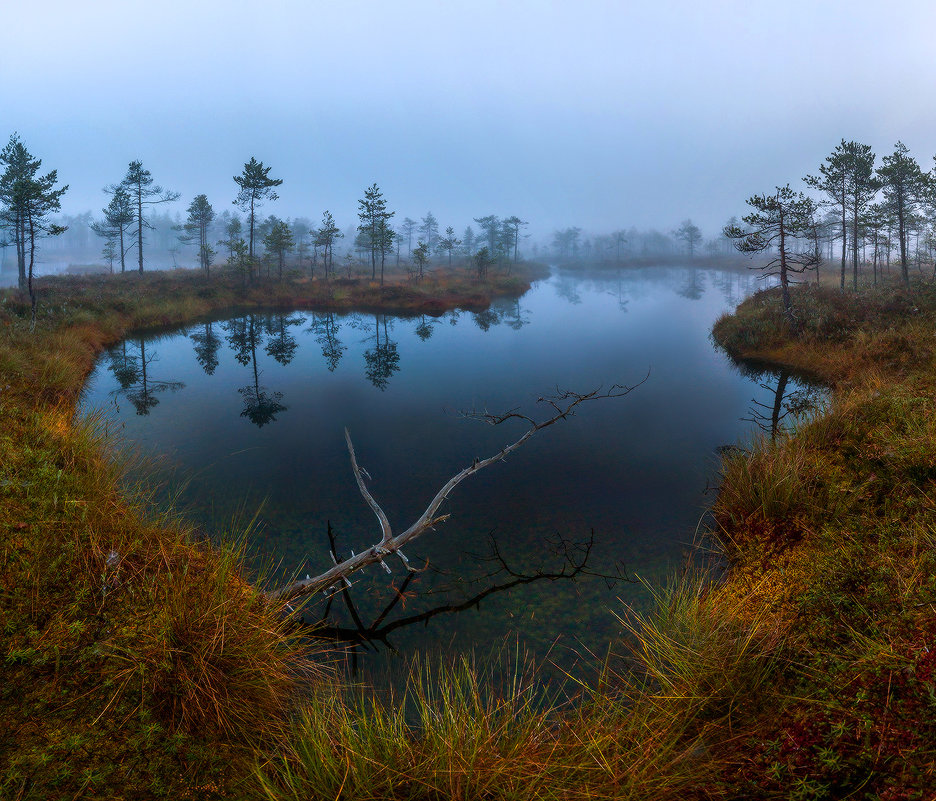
[3,1,936,245]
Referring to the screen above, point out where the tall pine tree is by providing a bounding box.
[121,160,179,274]
[877,142,930,287]
[233,158,282,275]
[0,134,68,318]
[725,185,819,322]
[357,184,394,283]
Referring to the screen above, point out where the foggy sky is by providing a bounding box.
[4,0,936,242]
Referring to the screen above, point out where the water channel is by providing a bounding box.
[79,265,820,677]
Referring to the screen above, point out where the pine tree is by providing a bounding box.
[863,202,889,287]
[233,157,282,273]
[400,217,416,256]
[262,216,293,280]
[217,215,243,264]
[474,246,492,280]
[412,240,429,279]
[357,184,394,283]
[503,216,528,263]
[805,142,850,290]
[674,219,702,257]
[0,134,68,318]
[90,185,134,272]
[473,215,500,253]
[841,142,880,290]
[121,160,180,274]
[180,194,215,277]
[437,226,461,266]
[461,225,476,256]
[314,210,342,279]
[724,185,819,322]
[877,142,930,287]
[419,211,439,253]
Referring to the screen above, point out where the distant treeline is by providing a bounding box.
[0,134,541,288]
[2,132,747,290]
[547,220,730,262]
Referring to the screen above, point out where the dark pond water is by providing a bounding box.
[80,265,819,676]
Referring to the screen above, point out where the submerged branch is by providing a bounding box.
[301,530,634,651]
[266,376,647,607]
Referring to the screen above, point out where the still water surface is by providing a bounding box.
[80,266,816,673]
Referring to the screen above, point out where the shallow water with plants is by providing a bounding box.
[79,265,819,677]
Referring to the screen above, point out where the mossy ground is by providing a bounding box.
[708,275,936,798]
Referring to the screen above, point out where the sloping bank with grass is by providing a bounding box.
[703,280,936,798]
[7,267,934,800]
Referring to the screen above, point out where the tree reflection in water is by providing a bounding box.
[263,313,302,366]
[506,298,530,330]
[190,321,222,375]
[742,366,824,440]
[471,308,501,331]
[677,267,706,300]
[108,338,184,415]
[414,314,438,341]
[224,313,287,427]
[308,312,345,371]
[363,314,400,391]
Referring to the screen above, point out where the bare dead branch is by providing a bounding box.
[266,375,648,606]
[344,427,392,544]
